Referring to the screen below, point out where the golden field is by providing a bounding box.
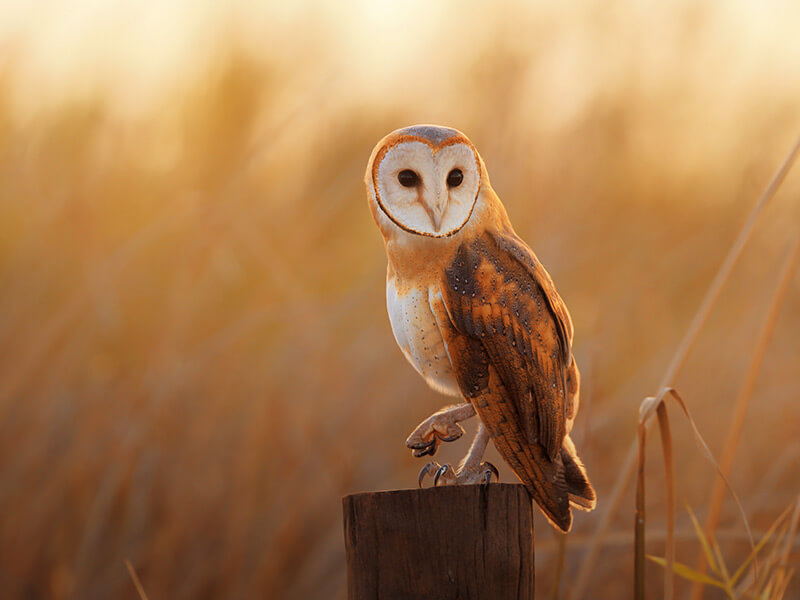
[0,1,799,598]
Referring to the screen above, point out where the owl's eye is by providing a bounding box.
[397,170,419,187]
[447,169,463,188]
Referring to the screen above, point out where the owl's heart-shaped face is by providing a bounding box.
[371,131,481,238]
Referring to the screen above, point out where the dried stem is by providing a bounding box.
[657,402,675,600]
[635,422,647,600]
[125,559,150,600]
[691,236,800,600]
[569,134,800,600]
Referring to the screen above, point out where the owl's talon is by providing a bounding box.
[483,461,499,484]
[408,438,435,450]
[418,459,496,487]
[418,462,441,488]
[413,444,436,458]
[406,416,466,459]
[408,436,440,457]
[434,464,449,486]
[409,437,438,457]
[432,464,458,486]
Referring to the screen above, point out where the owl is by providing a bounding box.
[365,125,595,532]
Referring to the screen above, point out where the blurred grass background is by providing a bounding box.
[1,0,799,598]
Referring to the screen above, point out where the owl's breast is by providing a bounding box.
[386,277,461,397]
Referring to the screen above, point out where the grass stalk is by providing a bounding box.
[656,402,675,600]
[635,422,647,600]
[125,559,150,600]
[691,236,800,600]
[569,134,800,600]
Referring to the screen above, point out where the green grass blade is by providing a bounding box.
[730,501,794,587]
[647,556,727,590]
[712,539,731,584]
[687,506,719,576]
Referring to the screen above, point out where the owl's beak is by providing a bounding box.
[420,192,446,232]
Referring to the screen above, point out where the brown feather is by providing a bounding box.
[443,230,570,461]
[431,229,595,531]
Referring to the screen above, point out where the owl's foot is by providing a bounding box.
[406,403,475,458]
[418,461,499,487]
[406,422,464,458]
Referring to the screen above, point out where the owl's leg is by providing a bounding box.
[406,402,475,458]
[418,423,499,487]
[458,423,494,475]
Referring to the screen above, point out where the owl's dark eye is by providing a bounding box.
[397,170,419,187]
[447,168,463,188]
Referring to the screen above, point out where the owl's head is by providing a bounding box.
[366,125,486,239]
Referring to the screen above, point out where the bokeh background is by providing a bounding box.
[1,1,799,598]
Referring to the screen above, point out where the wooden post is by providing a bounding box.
[342,483,534,600]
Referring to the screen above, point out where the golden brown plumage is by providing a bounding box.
[366,124,595,531]
[432,229,593,529]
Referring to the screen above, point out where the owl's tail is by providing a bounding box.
[485,422,575,532]
[491,435,595,533]
[472,373,596,532]
[561,434,596,511]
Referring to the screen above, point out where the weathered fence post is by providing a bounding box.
[342,483,534,599]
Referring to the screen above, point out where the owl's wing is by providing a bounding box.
[439,229,573,461]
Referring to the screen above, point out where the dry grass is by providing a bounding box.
[692,236,800,598]
[631,140,800,600]
[1,2,800,599]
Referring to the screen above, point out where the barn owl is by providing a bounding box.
[365,125,596,532]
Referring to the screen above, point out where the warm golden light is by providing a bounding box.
[1,1,799,598]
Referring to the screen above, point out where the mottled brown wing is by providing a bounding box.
[434,317,573,530]
[440,229,573,461]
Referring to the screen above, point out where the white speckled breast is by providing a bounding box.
[386,279,461,397]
